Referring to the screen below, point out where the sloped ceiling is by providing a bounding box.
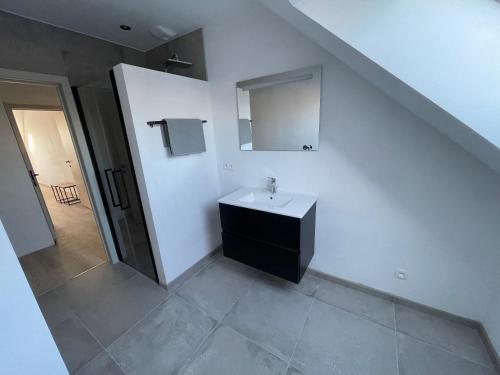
[261,0,500,174]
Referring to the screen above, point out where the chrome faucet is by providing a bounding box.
[267,177,277,194]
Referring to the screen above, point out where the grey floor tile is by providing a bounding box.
[396,304,493,368]
[291,300,397,375]
[177,258,259,320]
[169,251,221,291]
[285,366,304,375]
[109,295,216,375]
[55,262,137,311]
[180,326,287,375]
[20,249,89,296]
[75,274,169,347]
[398,333,496,375]
[74,352,124,375]
[21,250,105,296]
[51,244,94,266]
[259,271,322,297]
[20,187,108,296]
[37,289,75,328]
[315,279,395,328]
[50,317,102,374]
[223,278,313,359]
[296,272,323,296]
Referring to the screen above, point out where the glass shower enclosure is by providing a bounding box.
[73,76,158,281]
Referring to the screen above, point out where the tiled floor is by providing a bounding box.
[20,185,107,296]
[32,253,498,374]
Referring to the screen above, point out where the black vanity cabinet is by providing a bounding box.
[219,203,316,283]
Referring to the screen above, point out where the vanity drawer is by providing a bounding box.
[219,203,301,251]
[222,232,300,283]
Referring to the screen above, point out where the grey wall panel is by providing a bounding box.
[145,29,207,81]
[0,11,146,86]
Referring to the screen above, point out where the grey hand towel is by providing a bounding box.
[163,119,206,156]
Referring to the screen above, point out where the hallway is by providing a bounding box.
[20,185,107,296]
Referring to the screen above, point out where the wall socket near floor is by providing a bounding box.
[395,268,408,280]
[223,162,233,171]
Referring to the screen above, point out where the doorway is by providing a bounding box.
[0,68,161,373]
[0,68,158,291]
[1,82,109,295]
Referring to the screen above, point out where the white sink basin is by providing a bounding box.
[238,191,293,208]
[218,188,317,218]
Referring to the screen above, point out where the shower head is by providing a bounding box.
[166,53,193,69]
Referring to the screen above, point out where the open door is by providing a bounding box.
[4,104,58,239]
[0,103,55,255]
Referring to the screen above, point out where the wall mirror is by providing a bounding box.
[236,65,321,151]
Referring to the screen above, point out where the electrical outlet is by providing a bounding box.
[395,268,408,280]
[223,162,233,171]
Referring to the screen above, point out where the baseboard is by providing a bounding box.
[167,245,222,291]
[478,323,500,374]
[307,268,499,371]
[165,251,499,371]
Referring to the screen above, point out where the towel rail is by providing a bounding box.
[147,119,207,128]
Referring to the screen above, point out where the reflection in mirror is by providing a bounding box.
[236,65,321,151]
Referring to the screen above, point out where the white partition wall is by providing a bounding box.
[112,64,221,285]
[0,219,68,375]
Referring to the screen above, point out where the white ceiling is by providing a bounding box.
[0,0,250,51]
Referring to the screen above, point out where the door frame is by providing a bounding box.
[0,68,119,263]
[3,103,64,240]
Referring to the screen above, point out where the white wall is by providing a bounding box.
[0,219,68,374]
[113,64,221,285]
[204,2,500,323]
[13,109,92,208]
[54,112,92,208]
[290,0,500,151]
[261,0,500,178]
[14,110,74,186]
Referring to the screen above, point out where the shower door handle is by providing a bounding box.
[112,169,130,210]
[104,168,121,207]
